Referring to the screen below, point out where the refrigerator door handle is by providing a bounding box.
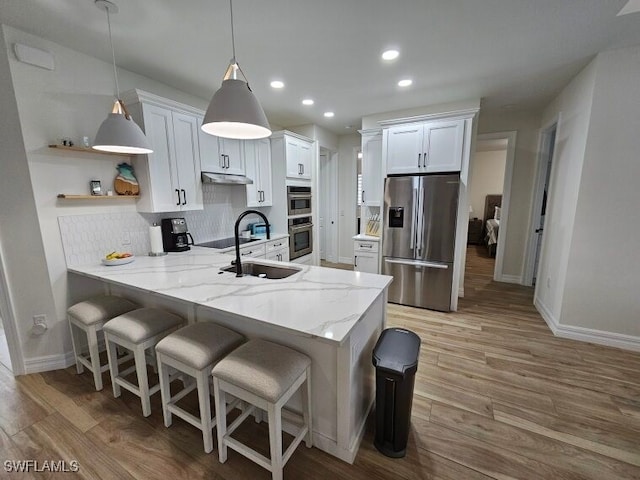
[384,258,449,269]
[410,187,418,250]
[416,183,425,256]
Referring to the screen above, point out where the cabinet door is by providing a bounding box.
[196,116,224,173]
[285,137,302,178]
[219,138,245,175]
[424,120,464,172]
[354,252,378,273]
[386,125,423,174]
[266,247,288,262]
[362,133,382,207]
[244,140,260,207]
[299,141,312,180]
[141,104,180,212]
[172,112,203,211]
[256,138,273,205]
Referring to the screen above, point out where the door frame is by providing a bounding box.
[524,115,560,286]
[0,248,24,374]
[474,131,517,283]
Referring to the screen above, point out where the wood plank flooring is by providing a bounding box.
[1,246,639,479]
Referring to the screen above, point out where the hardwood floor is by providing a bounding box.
[1,246,639,479]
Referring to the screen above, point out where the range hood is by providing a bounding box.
[201,172,253,185]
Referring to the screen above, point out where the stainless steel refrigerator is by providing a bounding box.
[382,173,459,311]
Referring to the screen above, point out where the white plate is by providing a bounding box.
[101,256,135,266]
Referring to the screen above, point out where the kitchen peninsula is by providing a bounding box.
[68,247,392,463]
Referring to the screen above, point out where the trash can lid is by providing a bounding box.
[372,328,421,376]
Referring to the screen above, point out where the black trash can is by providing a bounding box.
[372,327,421,458]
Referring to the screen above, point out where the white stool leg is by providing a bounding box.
[213,378,228,463]
[134,345,151,417]
[196,370,213,453]
[302,366,312,448]
[268,402,283,480]
[68,320,84,374]
[87,325,103,391]
[157,354,172,427]
[105,334,121,398]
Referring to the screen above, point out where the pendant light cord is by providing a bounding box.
[230,0,236,63]
[105,6,120,99]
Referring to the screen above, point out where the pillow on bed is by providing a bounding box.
[494,206,501,221]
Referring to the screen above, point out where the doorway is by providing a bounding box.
[0,249,19,374]
[525,121,557,286]
[318,148,338,263]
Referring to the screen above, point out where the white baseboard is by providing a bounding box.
[338,256,353,265]
[458,286,464,298]
[535,297,640,352]
[24,351,75,374]
[495,273,523,284]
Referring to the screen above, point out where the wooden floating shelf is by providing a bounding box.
[48,144,133,157]
[57,194,139,200]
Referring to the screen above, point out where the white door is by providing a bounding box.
[285,138,302,178]
[299,141,312,180]
[172,112,203,211]
[319,153,328,260]
[354,252,377,273]
[533,127,556,285]
[424,120,465,172]
[386,125,423,174]
[219,138,244,175]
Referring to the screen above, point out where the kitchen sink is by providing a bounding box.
[220,262,301,279]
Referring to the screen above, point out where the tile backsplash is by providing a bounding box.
[59,184,268,266]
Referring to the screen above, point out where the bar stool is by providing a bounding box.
[155,322,245,453]
[67,295,138,391]
[212,339,312,480]
[103,308,184,417]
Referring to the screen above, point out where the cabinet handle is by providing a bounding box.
[226,155,230,168]
[354,255,358,267]
[220,154,225,169]
[423,152,427,168]
[301,164,304,175]
[175,189,181,206]
[181,189,187,205]
[241,251,252,256]
[362,190,365,203]
[418,153,421,168]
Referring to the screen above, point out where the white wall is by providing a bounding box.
[535,60,597,326]
[477,109,541,279]
[559,45,640,338]
[469,149,506,220]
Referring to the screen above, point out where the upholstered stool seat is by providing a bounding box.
[67,295,138,391]
[155,322,245,453]
[103,308,184,417]
[212,339,312,480]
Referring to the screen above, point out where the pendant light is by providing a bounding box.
[201,0,271,140]
[92,0,152,154]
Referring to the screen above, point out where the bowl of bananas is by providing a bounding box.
[102,251,135,266]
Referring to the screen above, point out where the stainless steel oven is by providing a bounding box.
[287,186,312,216]
[288,216,313,259]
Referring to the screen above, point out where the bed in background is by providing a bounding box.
[483,194,502,257]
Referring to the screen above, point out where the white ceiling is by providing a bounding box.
[1,0,640,134]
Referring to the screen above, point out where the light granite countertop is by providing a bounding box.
[68,247,392,345]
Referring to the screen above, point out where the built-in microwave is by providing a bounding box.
[287,186,312,216]
[288,216,313,260]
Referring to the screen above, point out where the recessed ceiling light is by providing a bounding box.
[270,80,284,89]
[302,98,314,106]
[323,111,335,118]
[398,79,412,87]
[382,49,399,61]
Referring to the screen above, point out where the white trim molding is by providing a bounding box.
[378,108,480,127]
[24,351,75,374]
[496,274,523,284]
[535,297,640,352]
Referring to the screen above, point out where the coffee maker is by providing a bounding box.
[161,218,193,252]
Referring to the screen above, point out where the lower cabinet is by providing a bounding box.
[222,238,289,262]
[354,240,379,274]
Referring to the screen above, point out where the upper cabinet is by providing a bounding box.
[244,138,273,207]
[284,135,313,180]
[386,119,465,175]
[196,120,245,176]
[360,129,383,207]
[126,94,203,213]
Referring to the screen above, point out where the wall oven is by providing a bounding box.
[288,216,313,259]
[287,186,312,216]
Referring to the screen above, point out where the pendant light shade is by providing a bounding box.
[93,0,152,154]
[201,0,271,140]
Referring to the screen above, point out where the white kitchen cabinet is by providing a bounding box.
[132,102,202,213]
[361,130,383,207]
[265,238,289,262]
[285,135,313,180]
[244,138,273,207]
[218,137,245,175]
[197,123,245,176]
[353,239,379,273]
[386,119,465,174]
[224,243,267,259]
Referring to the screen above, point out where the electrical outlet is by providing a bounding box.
[32,314,48,336]
[33,314,47,325]
[121,231,131,245]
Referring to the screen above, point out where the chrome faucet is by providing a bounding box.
[233,210,271,277]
